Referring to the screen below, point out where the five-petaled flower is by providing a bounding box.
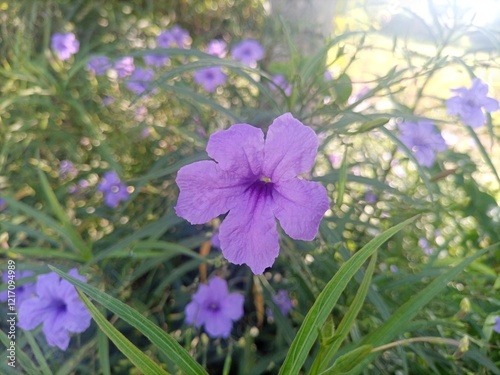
[114,57,135,78]
[0,270,35,305]
[175,113,329,274]
[206,39,227,58]
[18,269,92,351]
[268,289,293,318]
[193,66,227,92]
[144,53,170,67]
[185,277,244,338]
[446,78,499,128]
[398,120,447,167]
[51,33,80,61]
[231,39,265,68]
[97,171,129,208]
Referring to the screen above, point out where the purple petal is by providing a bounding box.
[207,277,229,298]
[221,293,244,321]
[185,301,202,326]
[206,124,265,177]
[175,161,247,224]
[204,312,233,338]
[43,312,70,350]
[218,190,279,274]
[462,107,486,128]
[482,97,499,112]
[262,113,318,182]
[18,297,53,330]
[35,273,62,298]
[272,179,329,240]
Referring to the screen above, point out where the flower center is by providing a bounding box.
[111,185,119,193]
[208,302,220,312]
[260,176,272,183]
[53,298,68,314]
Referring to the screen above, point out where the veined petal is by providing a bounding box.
[43,312,70,350]
[219,187,279,274]
[18,298,52,330]
[272,179,329,240]
[175,160,248,224]
[206,124,265,177]
[263,113,318,182]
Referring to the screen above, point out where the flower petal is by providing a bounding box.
[43,312,70,350]
[272,179,329,240]
[263,113,319,182]
[221,293,244,321]
[206,124,265,177]
[185,301,202,326]
[35,273,61,299]
[18,298,52,330]
[219,191,279,274]
[175,160,248,224]
[204,311,233,338]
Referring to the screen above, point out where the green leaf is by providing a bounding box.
[76,291,169,375]
[278,216,417,375]
[0,330,41,374]
[336,145,349,208]
[49,266,208,375]
[320,345,373,375]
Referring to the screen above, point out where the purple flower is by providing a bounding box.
[270,74,292,96]
[364,192,377,204]
[87,56,111,75]
[324,71,333,81]
[193,66,227,92]
[114,57,135,78]
[185,277,244,338]
[446,78,499,128]
[157,25,191,49]
[0,198,6,211]
[206,39,227,58]
[0,270,35,305]
[175,113,329,274]
[418,238,433,256]
[390,265,399,273]
[144,53,169,67]
[272,289,293,316]
[68,179,89,195]
[59,160,77,179]
[399,120,447,167]
[97,171,129,208]
[493,317,500,333]
[126,68,156,96]
[18,269,91,351]
[51,33,79,61]
[231,39,265,67]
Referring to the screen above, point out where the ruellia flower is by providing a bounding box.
[97,171,129,208]
[0,270,35,305]
[193,66,227,92]
[398,120,447,167]
[270,74,292,96]
[185,277,244,338]
[175,113,329,274]
[157,25,191,49]
[18,269,91,351]
[114,57,135,78]
[51,33,79,61]
[271,289,293,317]
[446,78,499,128]
[231,39,264,67]
[87,56,111,76]
[206,39,227,58]
[126,68,156,96]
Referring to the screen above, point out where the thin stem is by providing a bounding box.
[371,336,461,353]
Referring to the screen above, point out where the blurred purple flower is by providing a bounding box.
[97,171,129,208]
[144,53,169,67]
[114,57,135,78]
[364,192,377,204]
[126,68,156,96]
[231,39,264,67]
[0,198,6,211]
[418,238,433,256]
[206,39,227,58]
[390,265,399,273]
[493,317,500,333]
[324,71,333,81]
[59,160,77,179]
[175,113,329,274]
[0,270,35,305]
[87,56,111,75]
[51,33,79,61]
[193,66,227,92]
[157,25,191,49]
[270,74,292,96]
[185,277,244,338]
[140,127,151,138]
[446,78,499,128]
[68,179,89,195]
[272,289,293,316]
[18,269,91,351]
[399,120,447,167]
